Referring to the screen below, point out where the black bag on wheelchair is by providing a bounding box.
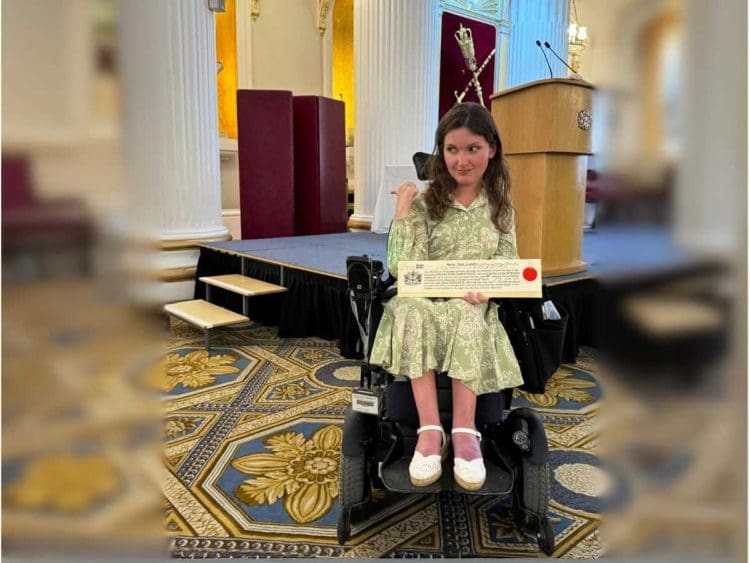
[498,298,568,394]
[342,255,396,359]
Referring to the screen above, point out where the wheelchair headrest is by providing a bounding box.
[412,152,433,181]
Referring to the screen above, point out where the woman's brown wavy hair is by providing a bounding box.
[424,102,513,233]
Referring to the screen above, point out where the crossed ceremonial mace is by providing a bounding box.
[454,23,495,107]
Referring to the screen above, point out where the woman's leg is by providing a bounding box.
[451,379,482,461]
[411,370,443,454]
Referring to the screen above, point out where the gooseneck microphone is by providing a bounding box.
[535,40,553,79]
[543,41,583,78]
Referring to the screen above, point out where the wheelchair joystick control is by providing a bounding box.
[510,419,530,452]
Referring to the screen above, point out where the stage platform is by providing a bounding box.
[194,226,699,361]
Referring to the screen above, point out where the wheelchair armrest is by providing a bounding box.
[381,286,398,301]
[379,275,397,302]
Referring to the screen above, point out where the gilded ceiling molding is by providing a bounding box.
[318,0,332,36]
[439,0,508,24]
[248,0,331,36]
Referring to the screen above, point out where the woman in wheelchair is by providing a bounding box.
[369,102,523,490]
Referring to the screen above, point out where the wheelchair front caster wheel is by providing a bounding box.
[537,517,555,556]
[337,508,351,545]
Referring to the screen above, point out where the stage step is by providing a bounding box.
[164,299,249,329]
[199,274,287,296]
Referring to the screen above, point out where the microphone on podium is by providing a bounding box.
[543,41,584,79]
[535,40,554,79]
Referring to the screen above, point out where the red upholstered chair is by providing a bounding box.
[585,166,672,226]
[2,154,92,275]
[584,169,600,204]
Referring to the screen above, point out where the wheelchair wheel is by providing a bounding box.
[537,516,555,556]
[336,509,351,546]
[337,453,368,544]
[514,458,554,555]
[521,459,550,517]
[339,453,368,505]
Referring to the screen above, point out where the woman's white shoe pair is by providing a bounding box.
[452,427,486,491]
[408,425,447,487]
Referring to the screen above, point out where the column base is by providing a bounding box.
[129,279,197,307]
[126,228,231,305]
[347,214,372,231]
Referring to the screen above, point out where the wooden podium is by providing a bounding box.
[490,78,594,276]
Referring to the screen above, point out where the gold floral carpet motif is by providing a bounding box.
[163,320,602,558]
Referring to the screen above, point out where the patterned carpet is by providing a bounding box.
[163,320,603,558]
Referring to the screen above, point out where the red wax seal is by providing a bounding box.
[522,267,538,281]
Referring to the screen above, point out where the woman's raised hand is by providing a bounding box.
[390,181,419,219]
[462,291,488,305]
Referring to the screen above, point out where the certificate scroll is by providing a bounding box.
[397,259,542,298]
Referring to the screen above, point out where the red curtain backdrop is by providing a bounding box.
[439,12,497,120]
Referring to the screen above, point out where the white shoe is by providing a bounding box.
[452,427,486,491]
[408,425,447,487]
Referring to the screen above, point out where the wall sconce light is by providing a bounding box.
[567,0,588,73]
[568,23,588,46]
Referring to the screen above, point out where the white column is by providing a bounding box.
[118,0,229,304]
[507,0,569,88]
[2,0,94,141]
[350,0,440,229]
[235,0,254,89]
[672,5,746,558]
[675,0,745,255]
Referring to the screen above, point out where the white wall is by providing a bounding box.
[220,0,326,233]
[576,0,745,256]
[2,0,125,216]
[574,0,681,171]
[506,0,569,87]
[2,0,99,141]
[3,0,79,137]
[675,0,745,255]
[2,0,327,237]
[246,0,324,94]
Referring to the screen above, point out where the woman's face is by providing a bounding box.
[442,126,496,190]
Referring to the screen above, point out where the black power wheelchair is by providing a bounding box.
[337,253,556,556]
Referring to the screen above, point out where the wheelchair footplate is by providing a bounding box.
[379,436,513,495]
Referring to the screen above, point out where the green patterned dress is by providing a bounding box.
[369,190,523,395]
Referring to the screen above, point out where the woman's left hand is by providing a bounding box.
[462,291,488,305]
